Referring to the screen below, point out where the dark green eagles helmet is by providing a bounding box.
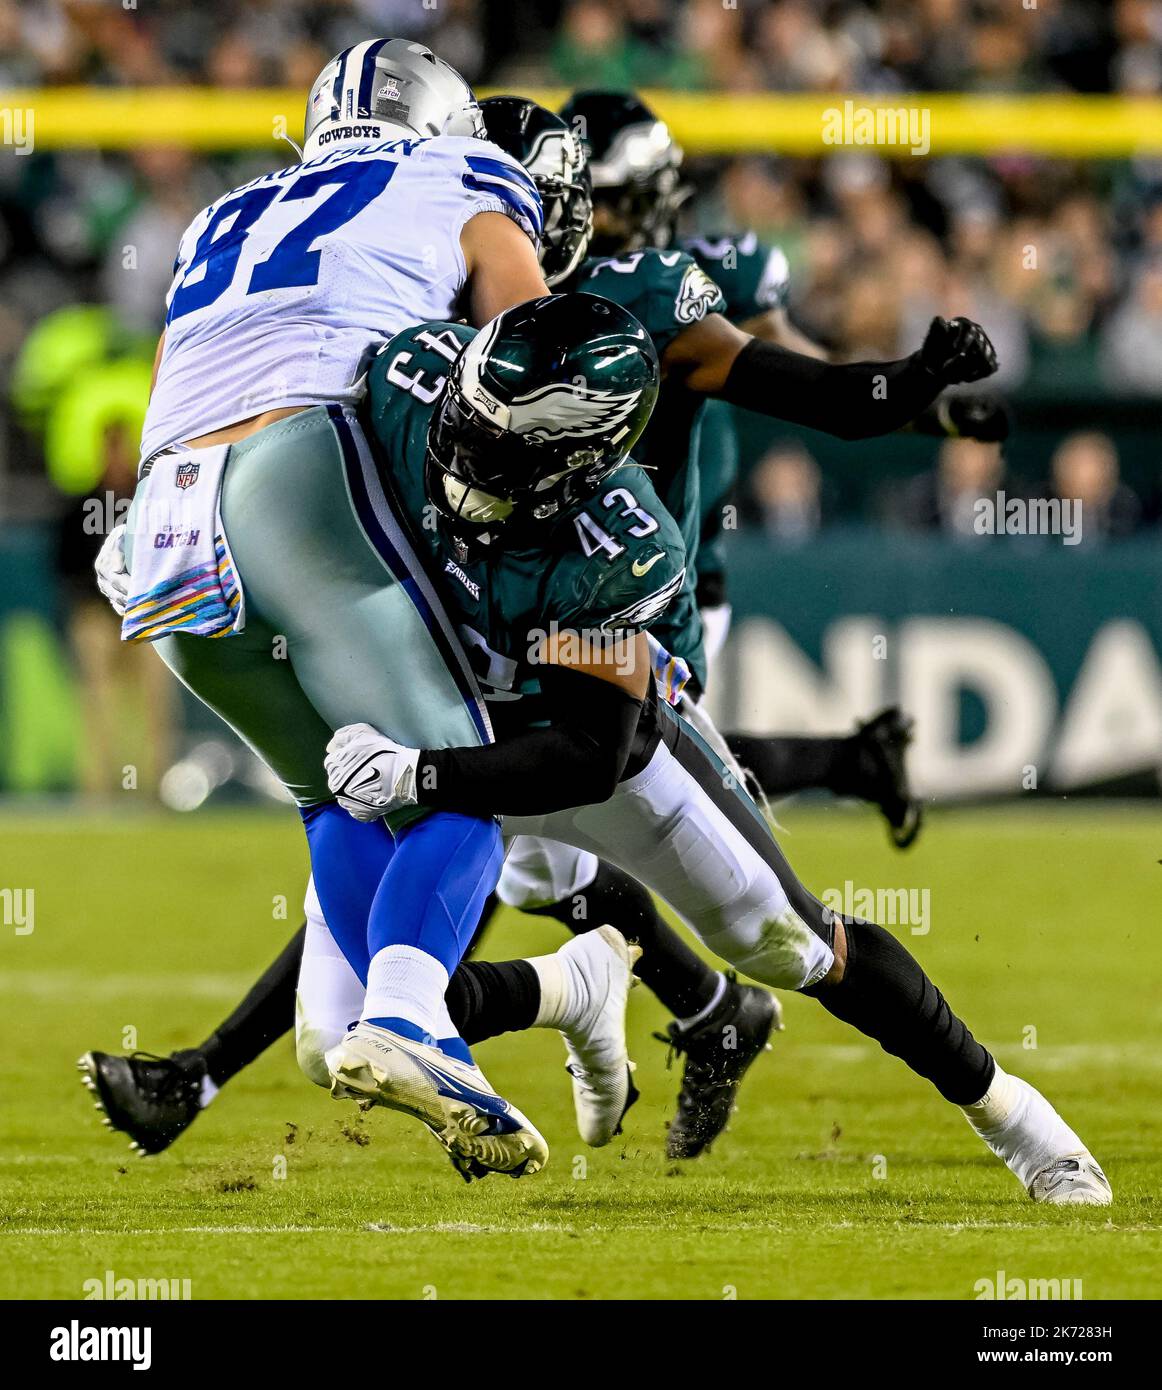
[481,96,593,287]
[426,293,659,547]
[559,90,690,255]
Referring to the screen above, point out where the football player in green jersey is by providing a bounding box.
[85,290,1110,1206]
[324,292,1110,1207]
[83,96,1014,1166]
[567,89,1012,850]
[481,95,1007,1152]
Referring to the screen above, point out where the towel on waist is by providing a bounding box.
[121,442,245,643]
[647,633,692,707]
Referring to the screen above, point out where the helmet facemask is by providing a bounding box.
[539,164,594,287]
[425,380,622,549]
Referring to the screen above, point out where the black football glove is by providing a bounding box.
[942,390,1011,442]
[918,316,998,386]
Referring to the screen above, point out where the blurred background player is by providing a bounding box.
[565,87,1012,850]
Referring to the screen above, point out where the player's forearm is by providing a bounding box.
[417,662,645,815]
[417,721,631,817]
[716,337,944,440]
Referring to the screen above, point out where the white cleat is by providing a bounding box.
[324,1022,548,1182]
[558,926,639,1148]
[1029,1155,1112,1206]
[965,1070,1112,1205]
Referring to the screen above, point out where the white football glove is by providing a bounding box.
[325,722,421,821]
[94,524,130,617]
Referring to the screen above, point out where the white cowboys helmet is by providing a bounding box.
[303,38,485,158]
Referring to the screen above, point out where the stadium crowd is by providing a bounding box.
[1,0,1160,533]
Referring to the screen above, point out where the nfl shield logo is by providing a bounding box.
[175,460,200,491]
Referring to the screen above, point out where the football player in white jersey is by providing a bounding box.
[88,39,598,1183]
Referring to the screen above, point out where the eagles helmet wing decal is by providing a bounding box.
[506,380,644,443]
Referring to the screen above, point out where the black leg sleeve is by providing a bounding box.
[195,925,305,1087]
[525,860,721,1020]
[445,959,541,1046]
[726,733,856,798]
[803,919,995,1105]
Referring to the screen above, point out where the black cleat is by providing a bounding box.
[850,706,923,850]
[658,976,780,1159]
[77,1050,206,1156]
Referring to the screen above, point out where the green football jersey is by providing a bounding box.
[363,320,698,735]
[679,231,790,323]
[679,232,792,602]
[568,247,725,683]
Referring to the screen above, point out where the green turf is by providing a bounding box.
[1,803,1159,1300]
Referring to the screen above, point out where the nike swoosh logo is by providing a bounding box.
[632,552,665,577]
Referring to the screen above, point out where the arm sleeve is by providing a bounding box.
[416,664,644,817]
[718,336,943,440]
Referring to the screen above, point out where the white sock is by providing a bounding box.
[530,951,577,1031]
[429,995,457,1044]
[960,1064,1085,1188]
[199,1075,220,1108]
[959,1061,1020,1129]
[362,945,449,1040]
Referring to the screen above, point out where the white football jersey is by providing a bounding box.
[140,134,541,462]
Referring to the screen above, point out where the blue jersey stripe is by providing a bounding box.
[327,405,493,746]
[462,158,543,236]
[465,154,540,202]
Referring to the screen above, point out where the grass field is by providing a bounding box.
[2,802,1159,1301]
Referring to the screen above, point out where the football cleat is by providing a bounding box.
[1029,1155,1113,1206]
[965,1071,1112,1206]
[558,926,640,1147]
[850,706,923,850]
[77,1050,206,1156]
[659,975,781,1159]
[325,1022,548,1181]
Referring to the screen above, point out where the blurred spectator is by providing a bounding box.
[56,419,177,800]
[1102,254,1162,391]
[552,0,641,88]
[896,437,1007,542]
[1,0,1161,543]
[1043,431,1142,543]
[749,442,822,545]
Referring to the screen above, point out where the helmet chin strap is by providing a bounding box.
[278,130,305,161]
